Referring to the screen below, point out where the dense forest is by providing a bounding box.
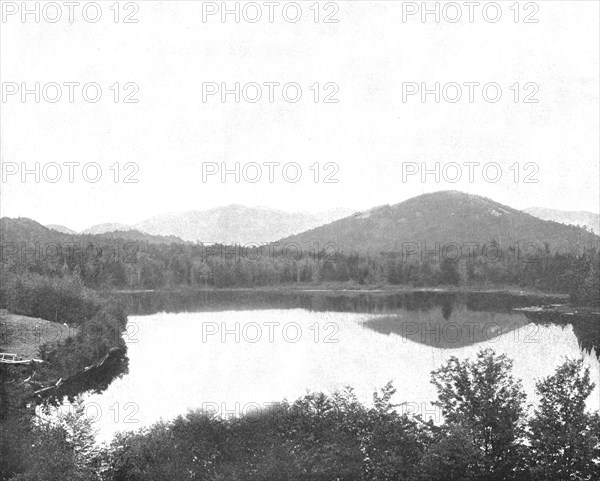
[2,238,599,306]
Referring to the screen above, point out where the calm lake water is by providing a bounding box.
[85,290,600,443]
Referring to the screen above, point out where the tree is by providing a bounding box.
[363,382,427,481]
[430,349,527,480]
[10,399,101,481]
[420,424,481,481]
[528,358,600,481]
[439,258,461,285]
[105,422,192,481]
[571,251,600,306]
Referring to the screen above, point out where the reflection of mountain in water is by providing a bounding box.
[363,309,528,349]
[108,289,598,358]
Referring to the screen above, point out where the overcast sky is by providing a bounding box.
[1,1,598,231]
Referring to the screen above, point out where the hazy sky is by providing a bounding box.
[1,1,598,231]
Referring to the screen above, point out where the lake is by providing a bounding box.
[84,290,600,443]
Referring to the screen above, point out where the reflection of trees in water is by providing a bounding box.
[571,318,600,359]
[3,350,129,410]
[463,292,540,313]
[38,347,129,404]
[114,290,557,316]
[442,298,453,320]
[523,311,600,361]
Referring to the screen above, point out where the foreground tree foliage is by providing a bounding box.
[430,350,527,480]
[9,400,101,481]
[419,423,482,481]
[528,359,600,481]
[7,350,597,481]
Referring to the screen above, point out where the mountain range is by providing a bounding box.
[49,206,354,244]
[3,191,596,254]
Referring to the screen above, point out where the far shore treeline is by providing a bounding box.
[1,217,599,307]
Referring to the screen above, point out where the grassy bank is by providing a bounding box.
[0,309,74,359]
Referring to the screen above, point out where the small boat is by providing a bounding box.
[0,353,44,365]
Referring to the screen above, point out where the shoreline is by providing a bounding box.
[100,284,570,300]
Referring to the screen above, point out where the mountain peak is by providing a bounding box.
[280,191,598,254]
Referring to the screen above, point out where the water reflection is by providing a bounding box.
[87,294,599,443]
[362,309,530,349]
[37,347,129,403]
[110,290,598,358]
[522,310,600,359]
[113,290,558,315]
[441,299,453,320]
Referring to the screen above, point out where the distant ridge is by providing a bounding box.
[524,207,599,234]
[74,206,352,244]
[1,218,186,246]
[81,223,133,235]
[134,206,354,244]
[46,224,77,235]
